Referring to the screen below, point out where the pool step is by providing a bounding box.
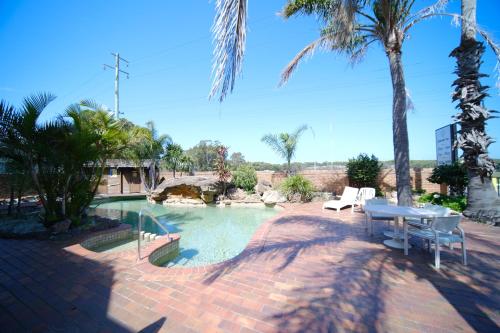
[136,230,164,242]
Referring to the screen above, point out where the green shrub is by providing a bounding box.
[232,165,258,192]
[280,175,315,202]
[346,154,382,194]
[427,162,468,197]
[417,192,467,212]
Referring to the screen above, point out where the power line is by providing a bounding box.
[104,52,130,118]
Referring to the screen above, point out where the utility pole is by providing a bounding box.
[103,52,129,118]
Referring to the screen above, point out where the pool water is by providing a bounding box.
[89,199,278,267]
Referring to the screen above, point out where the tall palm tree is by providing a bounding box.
[451,0,500,218]
[279,0,453,206]
[261,124,308,175]
[211,0,450,206]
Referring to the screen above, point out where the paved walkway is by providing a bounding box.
[0,203,498,332]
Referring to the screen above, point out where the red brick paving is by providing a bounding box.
[0,202,499,332]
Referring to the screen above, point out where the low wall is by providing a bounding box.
[161,168,442,195]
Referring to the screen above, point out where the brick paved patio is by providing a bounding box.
[0,202,498,332]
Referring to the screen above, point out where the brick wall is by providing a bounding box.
[161,167,444,195]
[0,167,445,199]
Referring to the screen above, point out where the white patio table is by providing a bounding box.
[364,205,440,250]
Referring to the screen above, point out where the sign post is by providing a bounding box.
[435,124,458,166]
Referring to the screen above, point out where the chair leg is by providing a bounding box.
[461,240,467,265]
[435,241,440,269]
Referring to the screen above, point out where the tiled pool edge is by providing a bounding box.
[134,203,291,278]
[80,224,133,251]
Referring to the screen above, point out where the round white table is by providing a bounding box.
[364,205,439,249]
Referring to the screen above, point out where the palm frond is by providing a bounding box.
[261,134,287,159]
[210,0,247,102]
[280,36,329,85]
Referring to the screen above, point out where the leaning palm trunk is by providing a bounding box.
[450,0,499,219]
[387,51,413,206]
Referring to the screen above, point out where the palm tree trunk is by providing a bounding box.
[451,0,499,218]
[387,50,413,207]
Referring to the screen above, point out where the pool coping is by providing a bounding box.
[132,203,290,278]
[66,203,289,278]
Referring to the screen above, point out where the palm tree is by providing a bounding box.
[126,121,171,195]
[261,124,308,175]
[164,143,184,178]
[211,0,458,206]
[0,94,126,224]
[450,0,500,217]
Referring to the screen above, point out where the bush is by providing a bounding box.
[346,154,382,193]
[417,192,467,212]
[427,162,468,197]
[280,175,315,202]
[232,165,258,192]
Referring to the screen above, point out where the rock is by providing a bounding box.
[51,219,72,234]
[263,190,287,205]
[311,192,335,202]
[255,180,272,196]
[150,176,220,204]
[162,198,207,206]
[226,188,247,200]
[0,218,48,239]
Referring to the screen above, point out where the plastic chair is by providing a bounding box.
[404,215,466,269]
[323,186,359,212]
[355,187,376,211]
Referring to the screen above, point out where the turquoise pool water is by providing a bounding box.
[89,199,278,267]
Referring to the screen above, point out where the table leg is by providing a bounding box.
[404,219,408,255]
[383,216,411,250]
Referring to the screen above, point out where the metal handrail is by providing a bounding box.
[138,208,171,260]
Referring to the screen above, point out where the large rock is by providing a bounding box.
[255,180,272,196]
[150,176,220,204]
[263,190,287,205]
[226,188,247,200]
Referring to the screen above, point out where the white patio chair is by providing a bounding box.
[355,187,376,211]
[364,198,393,234]
[323,186,359,212]
[404,215,466,269]
[406,203,451,228]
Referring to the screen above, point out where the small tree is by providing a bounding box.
[261,124,309,176]
[346,154,382,192]
[428,163,468,197]
[232,165,257,192]
[229,152,245,169]
[164,143,184,178]
[179,154,194,176]
[214,145,231,197]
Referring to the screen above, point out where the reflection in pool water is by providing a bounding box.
[89,199,278,267]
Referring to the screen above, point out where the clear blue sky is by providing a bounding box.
[1,0,499,163]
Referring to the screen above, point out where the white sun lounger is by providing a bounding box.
[323,186,359,212]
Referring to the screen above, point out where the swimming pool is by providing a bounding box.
[89,199,279,267]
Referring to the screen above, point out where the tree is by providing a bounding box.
[179,154,194,176]
[229,151,245,169]
[214,145,231,196]
[450,0,500,217]
[125,121,171,195]
[210,0,454,207]
[346,154,382,192]
[0,94,126,225]
[428,162,468,197]
[185,140,220,171]
[164,143,184,178]
[261,124,308,175]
